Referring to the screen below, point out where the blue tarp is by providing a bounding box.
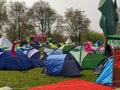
[96,57,113,86]
[0,50,34,70]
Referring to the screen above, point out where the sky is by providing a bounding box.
[7,0,120,33]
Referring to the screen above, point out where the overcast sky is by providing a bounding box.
[8,0,120,33]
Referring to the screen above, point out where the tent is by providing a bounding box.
[0,35,12,49]
[94,57,112,74]
[42,49,82,76]
[95,34,120,86]
[81,54,104,70]
[59,44,75,52]
[96,57,113,86]
[0,50,34,70]
[94,40,101,47]
[44,48,54,55]
[0,48,3,52]
[50,49,65,55]
[70,45,87,65]
[49,43,58,49]
[65,37,74,45]
[23,47,47,67]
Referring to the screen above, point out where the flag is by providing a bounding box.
[43,13,47,33]
[10,42,15,57]
[26,37,30,43]
[39,44,44,59]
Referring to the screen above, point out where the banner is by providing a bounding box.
[114,49,120,69]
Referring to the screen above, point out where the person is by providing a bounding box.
[104,44,113,58]
[84,41,92,54]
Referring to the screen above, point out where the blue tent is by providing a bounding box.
[43,49,82,76]
[23,47,47,67]
[96,57,113,86]
[50,49,67,55]
[44,48,54,55]
[0,50,34,70]
[0,48,3,52]
[94,57,111,74]
[94,40,101,47]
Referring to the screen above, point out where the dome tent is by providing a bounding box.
[23,47,47,67]
[0,50,34,70]
[95,57,113,86]
[42,49,82,76]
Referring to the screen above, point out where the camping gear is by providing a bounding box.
[59,44,75,52]
[94,57,112,74]
[0,35,12,49]
[106,34,120,87]
[70,45,87,65]
[65,37,74,45]
[23,47,47,67]
[44,48,54,55]
[42,49,81,76]
[0,50,34,70]
[96,57,113,86]
[81,54,104,70]
[49,43,58,49]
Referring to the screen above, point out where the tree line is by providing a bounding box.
[0,0,105,44]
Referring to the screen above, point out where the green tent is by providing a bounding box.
[59,45,75,52]
[70,46,87,65]
[81,54,105,70]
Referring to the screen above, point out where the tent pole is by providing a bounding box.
[79,44,83,65]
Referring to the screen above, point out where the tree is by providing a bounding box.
[81,31,105,43]
[0,0,8,33]
[28,0,56,37]
[65,8,90,45]
[51,32,67,43]
[53,14,66,35]
[7,1,35,41]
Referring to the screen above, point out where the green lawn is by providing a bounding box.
[0,67,98,90]
[0,53,104,90]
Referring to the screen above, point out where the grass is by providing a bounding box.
[0,53,104,90]
[0,67,98,90]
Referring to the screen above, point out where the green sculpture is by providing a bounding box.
[98,0,119,36]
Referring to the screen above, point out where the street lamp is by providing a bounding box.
[78,10,85,45]
[15,9,24,40]
[11,18,17,41]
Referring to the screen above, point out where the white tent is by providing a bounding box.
[65,37,74,45]
[0,35,12,49]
